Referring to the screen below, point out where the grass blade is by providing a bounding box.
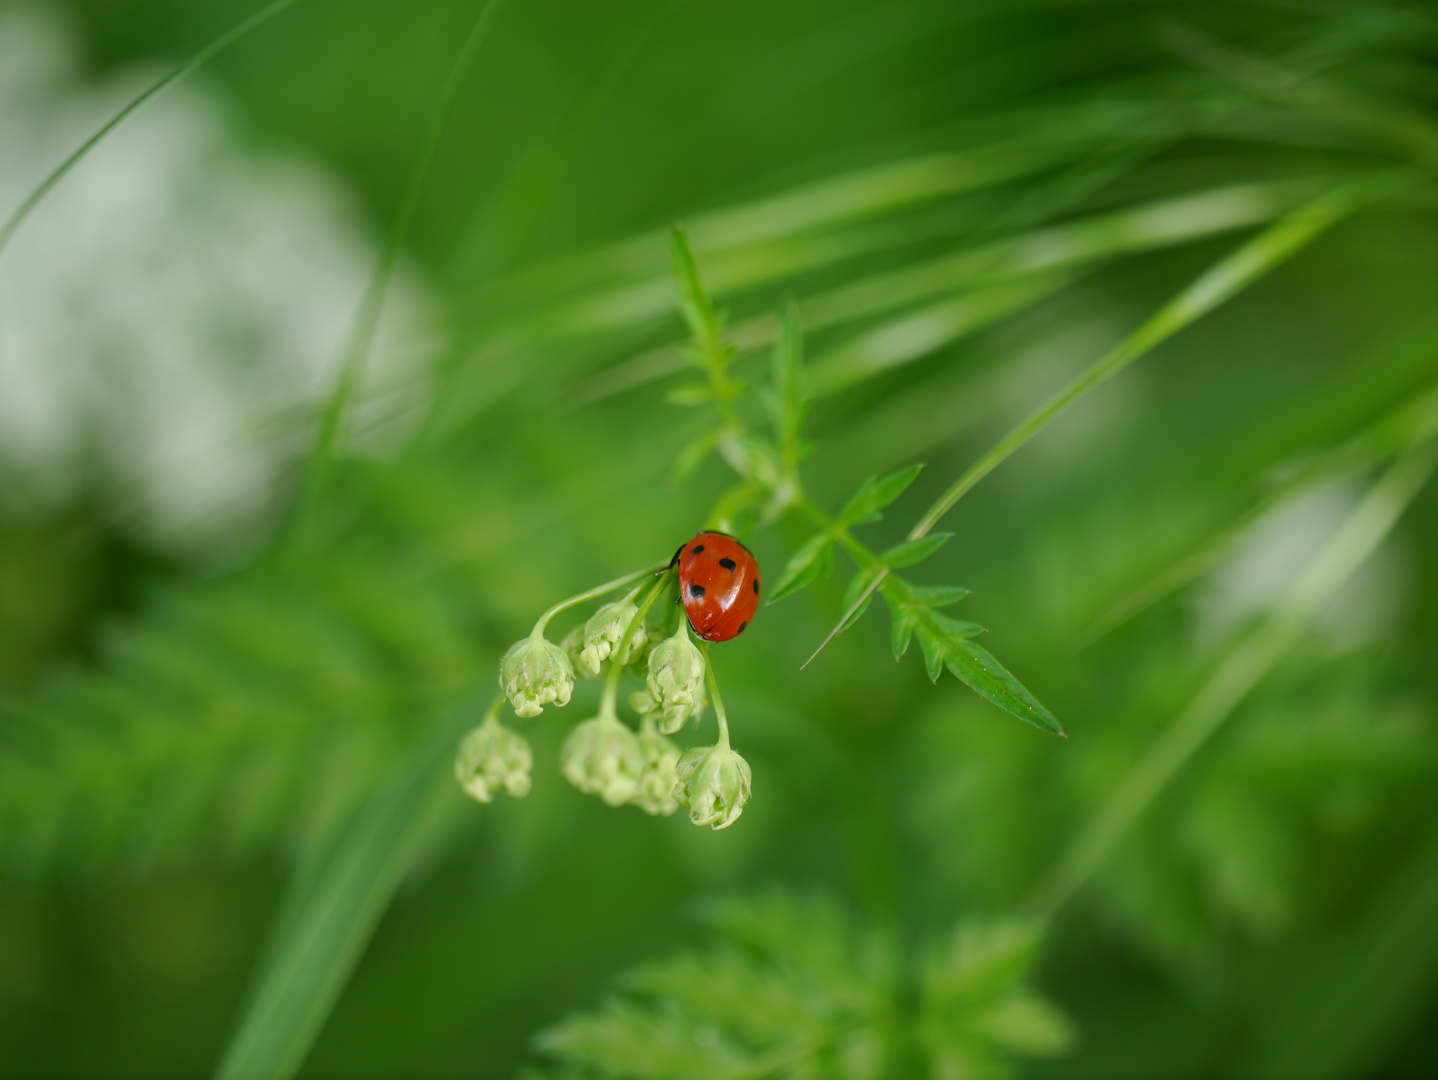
[1029,435,1438,917]
[298,0,508,527]
[0,0,302,257]
[214,706,472,1080]
[907,174,1408,541]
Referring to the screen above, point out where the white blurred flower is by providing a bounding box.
[0,5,435,557]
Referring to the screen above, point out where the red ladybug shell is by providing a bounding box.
[671,532,761,642]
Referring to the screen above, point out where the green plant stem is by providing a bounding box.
[297,0,507,531]
[600,570,673,714]
[535,561,670,634]
[613,570,676,667]
[1027,436,1438,918]
[0,0,303,258]
[698,641,731,749]
[906,176,1401,542]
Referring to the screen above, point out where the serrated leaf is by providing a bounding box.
[912,585,970,608]
[836,570,879,633]
[915,625,943,682]
[671,429,718,483]
[944,638,1061,735]
[879,585,912,659]
[929,611,985,639]
[839,463,924,525]
[767,533,834,603]
[881,532,951,568]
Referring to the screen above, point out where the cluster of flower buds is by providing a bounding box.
[454,564,753,829]
[454,710,532,802]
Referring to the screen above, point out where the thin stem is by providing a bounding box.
[0,0,303,258]
[613,570,676,667]
[297,0,507,528]
[482,693,506,723]
[1027,437,1437,918]
[906,177,1398,541]
[535,560,669,633]
[603,570,674,714]
[698,641,730,748]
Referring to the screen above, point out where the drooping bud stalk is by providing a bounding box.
[499,627,574,718]
[672,640,751,828]
[559,668,644,806]
[632,716,681,817]
[455,700,533,802]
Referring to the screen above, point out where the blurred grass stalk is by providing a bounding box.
[1030,431,1438,918]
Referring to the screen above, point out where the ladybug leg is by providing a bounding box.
[668,541,686,569]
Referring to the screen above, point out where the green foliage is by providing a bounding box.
[1,1,1435,1077]
[534,891,1070,1080]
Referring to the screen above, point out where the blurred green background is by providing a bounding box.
[0,0,1435,1077]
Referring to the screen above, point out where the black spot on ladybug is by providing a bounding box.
[719,557,737,571]
[691,545,705,555]
[689,584,706,598]
[752,580,759,594]
[737,621,747,634]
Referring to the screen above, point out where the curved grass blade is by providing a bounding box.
[215,706,473,1080]
[0,0,302,258]
[298,0,508,528]
[1029,436,1438,917]
[906,173,1411,542]
[1073,380,1438,649]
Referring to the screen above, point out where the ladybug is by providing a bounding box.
[670,531,761,642]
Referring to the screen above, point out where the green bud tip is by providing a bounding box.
[500,630,575,717]
[673,742,752,829]
[454,716,533,803]
[579,585,647,673]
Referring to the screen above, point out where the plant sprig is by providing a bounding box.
[668,228,1062,736]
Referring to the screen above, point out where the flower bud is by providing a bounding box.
[560,710,644,807]
[454,717,532,802]
[500,631,575,717]
[561,624,601,679]
[645,623,705,715]
[626,623,665,677]
[656,698,703,736]
[579,585,647,673]
[632,717,681,816]
[673,742,752,829]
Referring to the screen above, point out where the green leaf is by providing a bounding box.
[836,569,880,633]
[884,582,1060,734]
[913,584,970,608]
[915,625,944,682]
[880,532,951,568]
[215,706,472,1080]
[891,612,914,659]
[839,463,925,525]
[944,638,1061,736]
[767,533,834,603]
